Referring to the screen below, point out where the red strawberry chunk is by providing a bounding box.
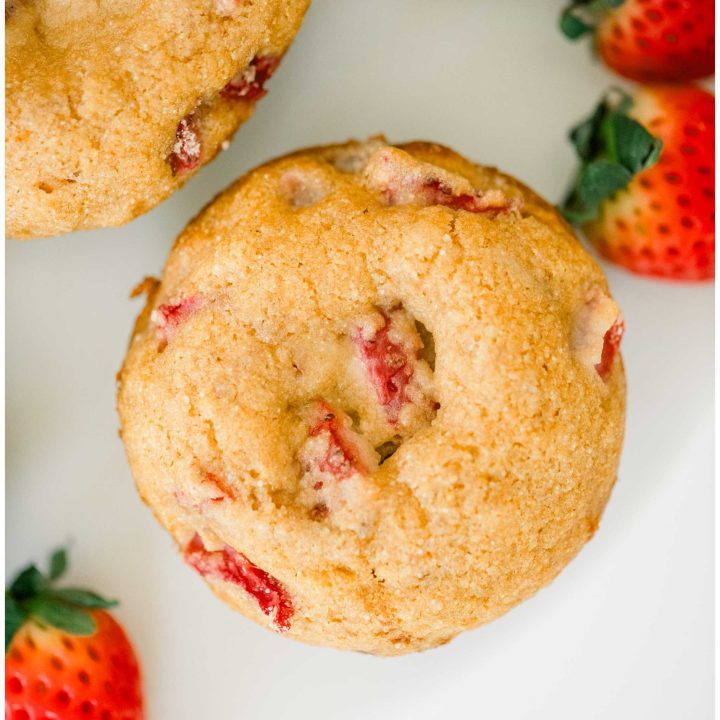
[420,177,512,214]
[152,294,205,343]
[353,313,415,424]
[221,55,281,102]
[298,402,380,532]
[595,317,625,382]
[364,146,514,214]
[169,113,201,175]
[304,402,368,479]
[185,533,294,632]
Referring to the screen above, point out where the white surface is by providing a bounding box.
[6,1,714,718]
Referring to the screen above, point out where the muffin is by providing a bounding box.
[117,138,626,655]
[5,0,309,239]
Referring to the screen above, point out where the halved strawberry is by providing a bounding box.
[561,85,714,281]
[561,0,714,82]
[5,549,143,720]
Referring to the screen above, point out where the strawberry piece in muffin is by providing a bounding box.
[169,113,202,175]
[595,317,625,382]
[201,471,235,503]
[221,55,281,102]
[184,534,294,631]
[151,294,206,343]
[352,307,437,429]
[301,401,374,480]
[298,402,379,533]
[364,146,514,214]
[573,290,624,382]
[174,470,235,511]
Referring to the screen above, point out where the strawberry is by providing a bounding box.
[5,549,143,720]
[561,0,714,82]
[561,85,714,281]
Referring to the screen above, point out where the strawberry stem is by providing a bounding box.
[5,547,118,652]
[560,89,662,224]
[560,0,627,39]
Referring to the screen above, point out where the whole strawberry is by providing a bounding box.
[561,85,714,281]
[5,549,143,720]
[561,0,714,82]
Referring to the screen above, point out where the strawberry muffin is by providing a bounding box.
[117,138,626,655]
[5,0,309,239]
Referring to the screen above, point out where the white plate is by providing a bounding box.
[6,1,713,718]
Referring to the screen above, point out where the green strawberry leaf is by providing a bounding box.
[6,548,120,643]
[5,595,28,652]
[560,88,662,225]
[51,588,118,610]
[560,10,593,39]
[9,565,46,601]
[561,161,631,225]
[29,596,97,636]
[609,114,663,174]
[48,548,68,581]
[578,160,632,206]
[561,203,595,226]
[560,0,626,39]
[570,101,606,160]
[561,186,602,225]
